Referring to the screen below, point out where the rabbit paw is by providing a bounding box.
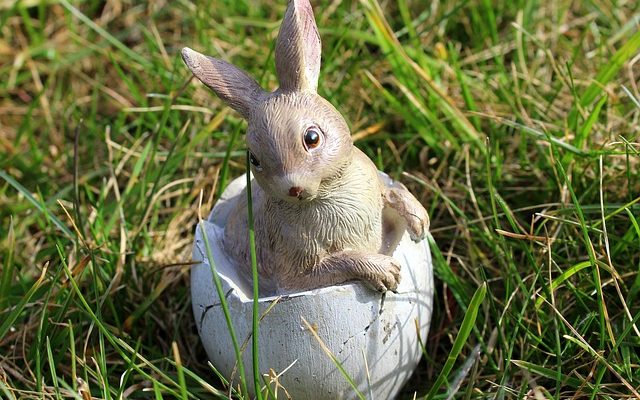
[405,210,429,242]
[365,255,402,293]
[293,251,402,293]
[384,187,430,242]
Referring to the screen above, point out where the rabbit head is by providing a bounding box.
[182,0,353,203]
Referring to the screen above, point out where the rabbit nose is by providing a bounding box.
[288,187,304,198]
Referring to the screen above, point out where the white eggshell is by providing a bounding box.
[191,175,434,399]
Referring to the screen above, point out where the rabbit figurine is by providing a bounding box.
[182,0,429,295]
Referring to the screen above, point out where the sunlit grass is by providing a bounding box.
[1,0,639,398]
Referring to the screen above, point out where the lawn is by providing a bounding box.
[1,0,639,398]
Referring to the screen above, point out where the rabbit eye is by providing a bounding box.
[248,151,262,171]
[303,127,322,151]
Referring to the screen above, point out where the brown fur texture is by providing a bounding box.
[182,0,429,295]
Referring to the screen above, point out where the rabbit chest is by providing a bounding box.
[264,188,382,262]
[256,159,385,282]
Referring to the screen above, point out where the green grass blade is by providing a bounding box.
[46,336,61,399]
[625,208,640,302]
[511,360,590,389]
[424,282,487,399]
[115,339,141,399]
[68,320,77,392]
[153,381,163,400]
[0,217,15,309]
[546,132,609,352]
[534,261,592,309]
[491,118,586,155]
[166,361,230,399]
[245,152,263,400]
[57,0,154,71]
[0,170,73,238]
[57,249,190,398]
[581,30,640,109]
[172,342,188,400]
[361,0,483,152]
[0,379,16,400]
[428,233,470,308]
[0,264,48,341]
[563,94,607,165]
[198,222,249,396]
[576,94,607,150]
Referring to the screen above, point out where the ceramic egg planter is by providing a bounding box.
[191,175,434,399]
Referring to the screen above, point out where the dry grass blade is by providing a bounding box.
[543,297,640,398]
[494,229,554,243]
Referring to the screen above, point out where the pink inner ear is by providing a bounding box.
[275,0,322,92]
[301,5,321,72]
[181,47,266,119]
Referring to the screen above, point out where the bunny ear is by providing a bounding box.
[275,0,321,93]
[182,47,266,119]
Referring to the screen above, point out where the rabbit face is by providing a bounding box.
[183,0,343,202]
[247,91,353,203]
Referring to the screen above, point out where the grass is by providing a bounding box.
[1,0,639,398]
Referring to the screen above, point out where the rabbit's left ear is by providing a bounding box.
[275,0,321,93]
[182,47,265,119]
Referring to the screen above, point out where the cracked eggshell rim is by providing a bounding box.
[191,174,434,400]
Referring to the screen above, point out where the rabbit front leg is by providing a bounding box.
[383,185,430,242]
[286,251,401,293]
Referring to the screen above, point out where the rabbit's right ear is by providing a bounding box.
[182,47,266,119]
[275,0,321,93]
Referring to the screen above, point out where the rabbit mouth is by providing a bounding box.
[273,194,316,205]
[268,174,319,202]
[275,187,317,203]
[287,190,316,202]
